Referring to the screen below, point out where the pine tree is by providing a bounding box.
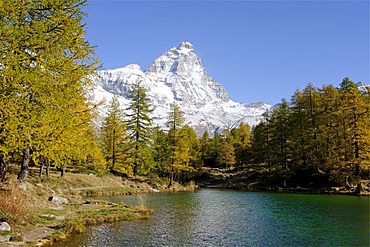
[100,97,132,174]
[125,80,153,176]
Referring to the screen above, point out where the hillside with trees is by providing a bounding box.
[0,1,368,195]
[249,79,369,193]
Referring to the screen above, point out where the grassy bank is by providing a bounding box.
[0,165,196,246]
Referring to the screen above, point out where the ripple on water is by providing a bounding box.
[54,189,370,247]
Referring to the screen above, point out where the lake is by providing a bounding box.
[56,189,369,246]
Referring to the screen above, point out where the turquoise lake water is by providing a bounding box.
[56,189,369,246]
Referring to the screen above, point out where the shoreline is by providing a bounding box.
[196,167,370,197]
[198,184,370,196]
[0,172,196,247]
[1,168,367,246]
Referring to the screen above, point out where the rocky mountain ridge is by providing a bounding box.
[91,42,272,135]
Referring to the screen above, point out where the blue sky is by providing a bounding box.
[84,0,369,104]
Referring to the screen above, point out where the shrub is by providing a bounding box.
[61,217,86,234]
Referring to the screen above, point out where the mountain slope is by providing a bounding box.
[91,42,271,135]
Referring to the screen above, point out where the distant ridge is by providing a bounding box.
[91,42,271,135]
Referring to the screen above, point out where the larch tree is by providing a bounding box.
[152,126,170,177]
[337,78,370,192]
[249,79,369,190]
[269,99,293,187]
[291,89,309,169]
[210,133,223,168]
[0,0,100,181]
[125,80,153,176]
[200,131,213,167]
[251,112,272,172]
[100,97,132,174]
[232,122,252,167]
[301,84,324,171]
[318,85,341,176]
[166,102,185,187]
[216,129,236,169]
[177,125,201,183]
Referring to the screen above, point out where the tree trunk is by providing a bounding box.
[112,128,115,171]
[39,156,44,178]
[60,164,66,178]
[46,159,50,178]
[355,163,361,194]
[354,140,361,194]
[168,166,174,188]
[168,172,173,188]
[39,162,44,178]
[355,183,362,195]
[133,144,139,176]
[0,154,9,183]
[18,146,30,182]
[133,160,138,176]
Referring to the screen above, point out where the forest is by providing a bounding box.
[0,0,369,194]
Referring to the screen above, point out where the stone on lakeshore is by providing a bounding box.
[18,183,27,191]
[47,188,56,194]
[55,215,65,221]
[9,233,23,241]
[0,235,11,242]
[48,196,68,205]
[49,206,64,210]
[0,222,11,231]
[40,214,55,219]
[35,183,44,188]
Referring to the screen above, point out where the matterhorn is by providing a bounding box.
[91,42,271,135]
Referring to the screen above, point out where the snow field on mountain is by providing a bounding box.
[91,42,272,135]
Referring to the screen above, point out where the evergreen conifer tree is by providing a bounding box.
[269,99,293,186]
[232,123,252,167]
[200,131,213,167]
[125,80,153,176]
[337,78,370,192]
[166,102,185,186]
[100,97,132,174]
[152,126,171,177]
[216,129,236,169]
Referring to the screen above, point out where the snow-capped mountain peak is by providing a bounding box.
[179,41,194,50]
[92,42,271,135]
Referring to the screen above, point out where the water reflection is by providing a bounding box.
[55,189,369,247]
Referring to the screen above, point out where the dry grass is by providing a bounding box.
[0,165,193,245]
[30,172,137,198]
[75,201,153,226]
[0,184,29,224]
